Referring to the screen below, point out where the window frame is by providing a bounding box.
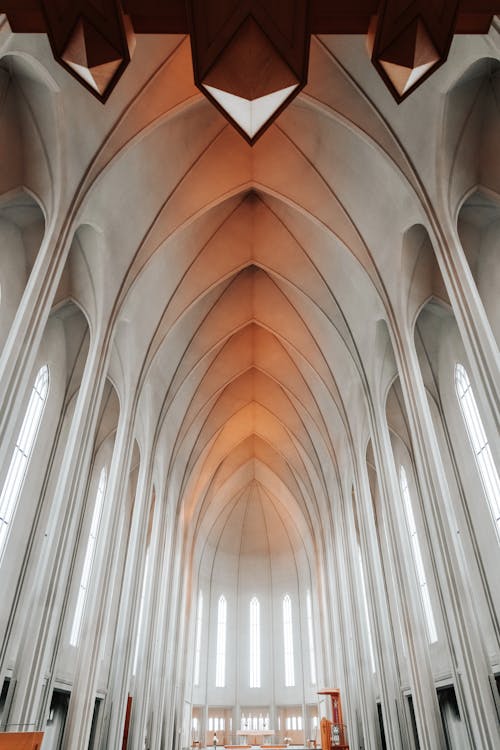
[70,465,107,647]
[0,365,49,563]
[455,363,500,543]
[249,596,261,688]
[215,594,227,687]
[399,465,438,644]
[283,593,295,687]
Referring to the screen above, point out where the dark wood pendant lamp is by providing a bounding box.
[39,0,135,101]
[367,0,460,102]
[2,1,499,139]
[186,0,310,144]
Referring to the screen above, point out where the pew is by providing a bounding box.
[0,733,44,750]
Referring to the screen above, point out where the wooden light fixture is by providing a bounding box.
[367,0,460,101]
[40,0,135,101]
[2,1,499,136]
[186,1,310,144]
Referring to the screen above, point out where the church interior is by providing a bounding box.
[0,2,499,749]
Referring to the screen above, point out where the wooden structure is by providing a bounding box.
[0,733,44,750]
[318,689,349,750]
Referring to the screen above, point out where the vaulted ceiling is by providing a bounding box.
[1,19,498,563]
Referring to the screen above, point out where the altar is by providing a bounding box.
[236,729,275,745]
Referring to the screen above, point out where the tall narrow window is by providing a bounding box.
[249,596,260,687]
[70,466,107,646]
[0,365,49,562]
[194,590,203,686]
[358,548,376,672]
[455,363,500,542]
[283,594,295,686]
[133,549,150,675]
[215,595,227,687]
[306,590,317,685]
[399,466,438,644]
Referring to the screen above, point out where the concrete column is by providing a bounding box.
[433,217,499,432]
[101,436,155,750]
[370,399,447,750]
[4,330,112,731]
[355,451,409,750]
[152,518,186,749]
[61,392,136,749]
[345,476,384,750]
[393,326,500,748]
[0,211,69,467]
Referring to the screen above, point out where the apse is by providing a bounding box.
[191,473,321,746]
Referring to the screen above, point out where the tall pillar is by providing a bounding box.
[106,455,158,750]
[355,451,409,750]
[101,437,155,749]
[347,476,388,747]
[433,216,499,431]
[0,212,68,466]
[61,392,136,749]
[369,399,447,750]
[3,330,112,731]
[392,324,500,748]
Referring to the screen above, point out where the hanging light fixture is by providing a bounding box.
[367,0,459,102]
[4,0,498,126]
[40,0,135,101]
[186,0,310,144]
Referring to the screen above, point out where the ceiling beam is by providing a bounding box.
[1,0,498,34]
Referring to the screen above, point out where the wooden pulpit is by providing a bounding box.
[317,689,349,750]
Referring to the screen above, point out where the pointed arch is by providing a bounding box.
[70,465,107,646]
[215,594,227,687]
[249,595,260,688]
[0,364,49,562]
[455,363,500,542]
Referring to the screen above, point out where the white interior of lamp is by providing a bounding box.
[381,60,435,95]
[204,84,298,138]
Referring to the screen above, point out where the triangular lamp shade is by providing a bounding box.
[204,83,298,139]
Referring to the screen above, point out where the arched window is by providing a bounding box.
[133,548,150,676]
[0,365,49,562]
[249,596,260,687]
[399,466,438,643]
[283,594,295,686]
[215,594,227,687]
[194,590,203,686]
[306,590,317,684]
[357,549,376,673]
[70,466,107,646]
[455,363,500,542]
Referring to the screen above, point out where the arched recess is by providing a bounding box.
[0,299,91,668]
[0,52,60,219]
[413,299,500,663]
[365,438,409,689]
[99,438,142,692]
[57,376,120,683]
[443,58,500,221]
[385,378,447,647]
[400,223,450,332]
[190,477,321,731]
[53,223,110,334]
[0,191,45,350]
[457,189,500,346]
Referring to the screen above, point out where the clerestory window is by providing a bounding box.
[215,594,227,687]
[0,365,49,563]
[249,596,260,687]
[455,363,500,543]
[70,466,107,646]
[399,465,438,644]
[194,589,203,686]
[283,594,295,686]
